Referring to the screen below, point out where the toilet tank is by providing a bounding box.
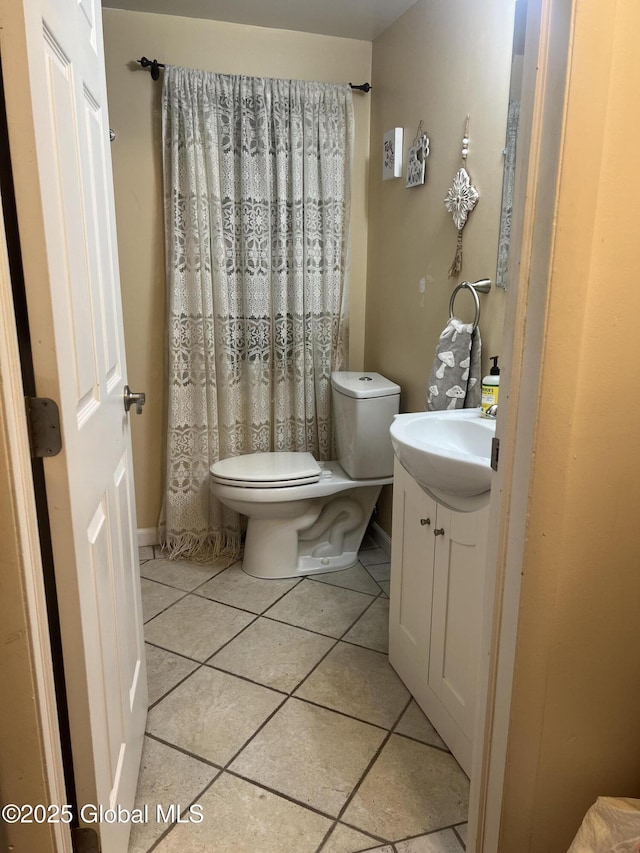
[331,372,401,479]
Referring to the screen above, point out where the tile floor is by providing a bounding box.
[132,537,469,853]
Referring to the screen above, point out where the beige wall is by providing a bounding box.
[103,9,372,529]
[365,0,516,531]
[500,0,640,847]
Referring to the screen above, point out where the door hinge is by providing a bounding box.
[72,826,100,853]
[491,436,500,472]
[25,397,62,458]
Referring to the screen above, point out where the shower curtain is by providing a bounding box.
[160,66,354,560]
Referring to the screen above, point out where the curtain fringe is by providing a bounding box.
[158,530,242,565]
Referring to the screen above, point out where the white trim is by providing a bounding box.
[0,189,72,851]
[137,526,160,547]
[368,520,391,556]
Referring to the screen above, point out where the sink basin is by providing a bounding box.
[390,408,496,512]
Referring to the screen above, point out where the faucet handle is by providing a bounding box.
[485,404,498,419]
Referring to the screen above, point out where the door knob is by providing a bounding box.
[124,385,146,415]
[434,528,445,536]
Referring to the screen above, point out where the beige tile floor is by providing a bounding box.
[132,537,469,853]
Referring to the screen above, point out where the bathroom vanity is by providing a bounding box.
[389,458,489,776]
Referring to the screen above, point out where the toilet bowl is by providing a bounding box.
[210,372,400,579]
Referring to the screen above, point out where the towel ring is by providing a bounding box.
[449,281,481,331]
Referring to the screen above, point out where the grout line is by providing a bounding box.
[181,566,233,593]
[305,564,382,595]
[361,561,391,588]
[202,661,290,698]
[220,692,290,770]
[139,570,223,595]
[143,639,205,665]
[334,818,393,847]
[337,590,381,640]
[223,766,342,824]
[334,725,394,831]
[147,660,205,711]
[331,694,413,837]
[393,820,469,848]
[191,573,306,615]
[143,583,267,622]
[340,636,389,654]
[145,766,224,852]
[197,611,261,657]
[390,729,452,755]
[358,552,392,569]
[207,631,339,698]
[314,820,338,853]
[284,639,341,695]
[290,636,389,701]
[388,694,415,733]
[259,611,350,641]
[286,695,389,733]
[453,823,467,850]
[316,819,391,853]
[200,648,404,737]
[144,732,223,770]
[142,588,190,625]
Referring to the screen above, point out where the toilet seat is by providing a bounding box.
[210,452,321,489]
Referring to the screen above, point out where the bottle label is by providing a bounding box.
[481,385,499,414]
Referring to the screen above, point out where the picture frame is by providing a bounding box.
[383,128,403,180]
[406,133,429,188]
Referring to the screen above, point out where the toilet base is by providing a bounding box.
[241,485,381,579]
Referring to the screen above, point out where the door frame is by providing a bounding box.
[469,0,575,847]
[0,186,72,852]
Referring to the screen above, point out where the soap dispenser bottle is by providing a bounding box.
[481,356,500,417]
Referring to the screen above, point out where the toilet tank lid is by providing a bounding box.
[331,372,401,399]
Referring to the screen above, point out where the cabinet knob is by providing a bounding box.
[434,528,445,536]
[420,518,431,526]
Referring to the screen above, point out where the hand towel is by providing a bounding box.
[426,318,482,411]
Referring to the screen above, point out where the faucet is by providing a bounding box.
[485,404,498,419]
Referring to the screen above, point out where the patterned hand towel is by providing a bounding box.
[426,318,482,410]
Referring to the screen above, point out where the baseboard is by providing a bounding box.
[369,521,391,556]
[137,527,160,547]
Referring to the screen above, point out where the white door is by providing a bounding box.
[0,0,147,849]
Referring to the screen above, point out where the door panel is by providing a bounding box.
[0,0,147,849]
[430,507,488,738]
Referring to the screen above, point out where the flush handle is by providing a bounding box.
[124,385,146,415]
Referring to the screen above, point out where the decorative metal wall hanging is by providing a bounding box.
[444,116,479,277]
[406,121,430,188]
[383,127,403,180]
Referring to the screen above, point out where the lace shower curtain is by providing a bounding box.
[160,66,354,559]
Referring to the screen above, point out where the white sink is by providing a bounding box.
[390,409,496,512]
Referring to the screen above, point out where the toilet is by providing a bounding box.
[209,372,401,578]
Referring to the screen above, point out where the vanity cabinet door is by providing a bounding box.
[428,505,489,740]
[389,460,437,705]
[389,457,489,776]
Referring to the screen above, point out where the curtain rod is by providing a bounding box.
[136,57,371,92]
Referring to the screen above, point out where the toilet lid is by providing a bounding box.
[210,452,321,488]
